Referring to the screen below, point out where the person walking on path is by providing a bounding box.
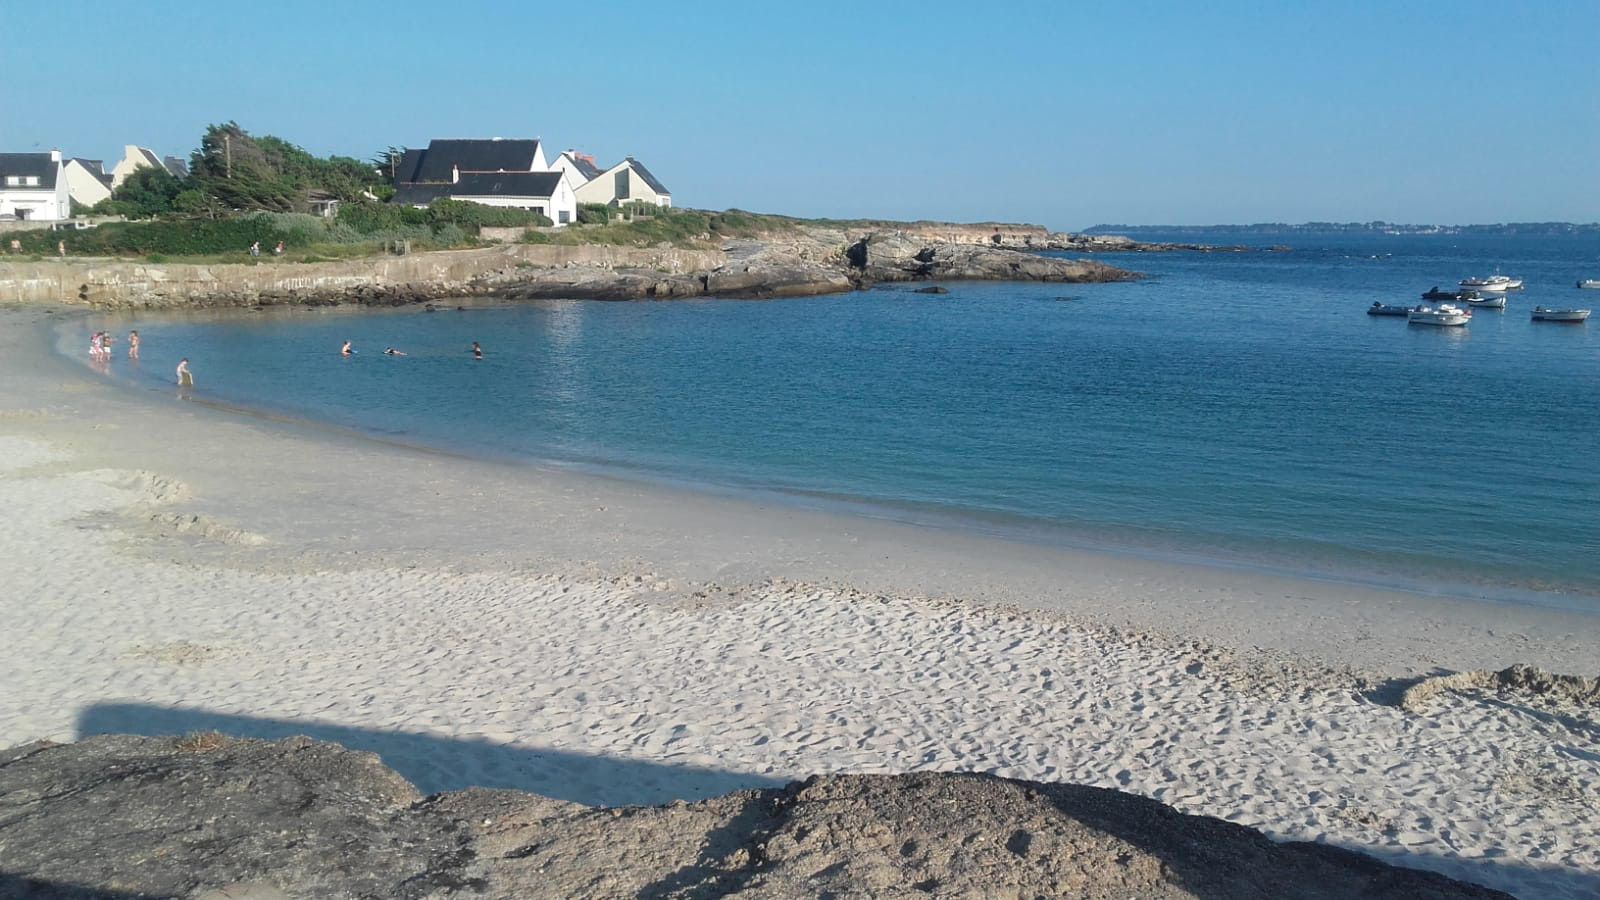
[274,241,284,256]
[57,240,66,257]
[249,241,261,258]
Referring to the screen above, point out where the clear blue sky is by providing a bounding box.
[4,0,1595,228]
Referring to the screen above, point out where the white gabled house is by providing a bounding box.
[390,138,577,225]
[62,158,113,209]
[573,156,672,209]
[0,150,70,221]
[550,150,603,193]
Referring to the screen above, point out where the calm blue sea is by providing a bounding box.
[68,232,1600,606]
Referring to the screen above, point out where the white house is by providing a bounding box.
[62,158,113,209]
[390,138,576,225]
[110,144,186,188]
[0,150,70,221]
[573,156,672,208]
[550,150,602,192]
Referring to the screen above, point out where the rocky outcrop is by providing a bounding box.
[845,231,1139,284]
[0,734,1509,899]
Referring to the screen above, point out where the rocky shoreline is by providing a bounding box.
[0,734,1509,899]
[0,224,1157,310]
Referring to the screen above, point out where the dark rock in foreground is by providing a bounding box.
[0,735,1509,899]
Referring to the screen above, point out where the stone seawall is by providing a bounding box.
[0,244,726,307]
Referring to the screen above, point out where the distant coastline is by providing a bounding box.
[1083,221,1600,236]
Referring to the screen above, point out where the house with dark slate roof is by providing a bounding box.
[0,150,70,221]
[550,150,604,192]
[574,156,672,209]
[390,138,576,225]
[110,145,186,188]
[63,158,113,209]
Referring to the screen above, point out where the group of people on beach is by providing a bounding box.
[89,330,138,361]
[339,340,484,359]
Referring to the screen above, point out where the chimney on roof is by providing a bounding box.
[49,148,61,163]
[451,163,460,184]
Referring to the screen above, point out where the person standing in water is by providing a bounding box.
[472,341,483,360]
[341,340,353,356]
[176,358,193,386]
[128,330,140,359]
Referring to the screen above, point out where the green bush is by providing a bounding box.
[427,198,552,229]
[576,203,612,224]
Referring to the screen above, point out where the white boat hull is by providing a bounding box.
[1531,308,1592,322]
[1409,304,1471,326]
[1578,279,1600,290]
[1463,295,1506,309]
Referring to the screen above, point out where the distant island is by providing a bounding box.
[1082,222,1600,236]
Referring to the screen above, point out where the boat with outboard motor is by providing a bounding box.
[1460,274,1522,291]
[1367,301,1411,316]
[1531,306,1591,322]
[1409,304,1471,326]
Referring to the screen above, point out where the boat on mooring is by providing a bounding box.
[1409,304,1471,326]
[1531,306,1592,322]
[1368,301,1411,316]
[1421,286,1464,301]
[1460,274,1523,291]
[1578,279,1600,290]
[1461,291,1507,309]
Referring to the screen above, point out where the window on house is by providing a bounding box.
[25,176,39,186]
[533,206,545,216]
[4,177,18,186]
[558,210,570,224]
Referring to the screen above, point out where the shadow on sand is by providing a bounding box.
[76,702,784,807]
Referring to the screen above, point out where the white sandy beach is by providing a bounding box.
[2,306,1598,899]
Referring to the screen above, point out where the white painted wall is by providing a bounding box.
[550,153,592,190]
[62,161,112,208]
[0,157,69,221]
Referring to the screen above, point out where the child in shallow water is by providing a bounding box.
[128,330,139,359]
[176,358,193,386]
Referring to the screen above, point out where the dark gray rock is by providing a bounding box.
[846,231,1138,284]
[912,285,950,294]
[0,735,1511,899]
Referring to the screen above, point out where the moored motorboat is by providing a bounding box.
[1421,286,1464,301]
[1578,279,1600,290]
[1461,292,1506,309]
[1408,303,1471,326]
[1460,274,1522,291]
[1368,301,1411,316]
[1530,306,1591,322]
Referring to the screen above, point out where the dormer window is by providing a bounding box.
[3,176,18,186]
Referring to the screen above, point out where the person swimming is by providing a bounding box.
[472,341,483,360]
[384,347,406,356]
[341,340,353,356]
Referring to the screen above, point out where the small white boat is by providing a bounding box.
[1460,275,1523,291]
[1409,303,1471,326]
[1531,306,1591,322]
[1461,292,1506,309]
[1578,279,1600,290]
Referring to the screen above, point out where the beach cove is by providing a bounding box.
[3,291,1600,898]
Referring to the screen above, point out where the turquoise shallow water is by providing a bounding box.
[72,232,1600,606]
